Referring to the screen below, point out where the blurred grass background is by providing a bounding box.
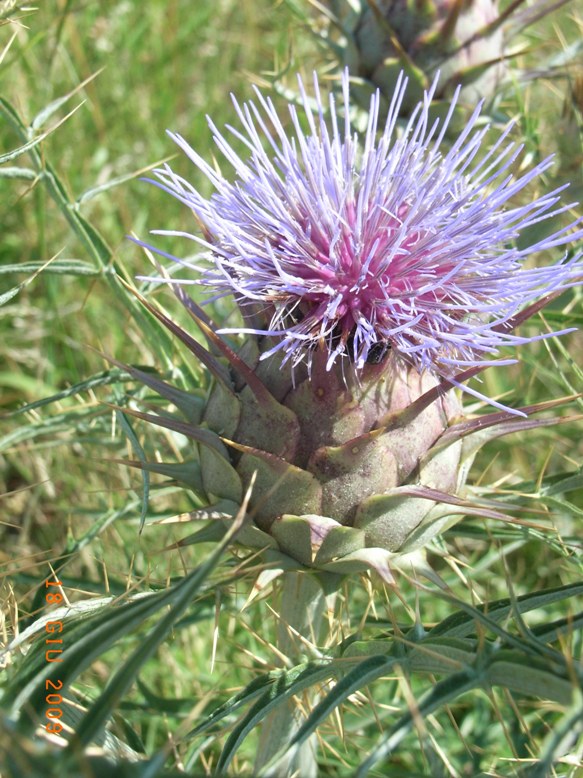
[1,0,582,775]
[1,0,303,562]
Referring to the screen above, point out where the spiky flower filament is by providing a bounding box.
[141,70,583,411]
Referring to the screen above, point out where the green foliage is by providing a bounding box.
[1,1,582,777]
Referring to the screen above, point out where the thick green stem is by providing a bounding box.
[254,571,331,777]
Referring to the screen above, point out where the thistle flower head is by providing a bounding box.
[146,71,583,408]
[130,71,583,579]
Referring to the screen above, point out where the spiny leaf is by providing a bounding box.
[435,395,581,450]
[259,655,398,777]
[65,503,245,749]
[111,458,204,493]
[31,70,102,131]
[354,668,486,777]
[217,661,339,773]
[107,406,242,501]
[193,312,294,414]
[428,581,583,639]
[0,259,99,276]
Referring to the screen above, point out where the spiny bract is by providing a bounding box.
[130,72,583,582]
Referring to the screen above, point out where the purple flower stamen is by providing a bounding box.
[142,70,583,408]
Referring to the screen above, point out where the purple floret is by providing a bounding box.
[143,70,583,405]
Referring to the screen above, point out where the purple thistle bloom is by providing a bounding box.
[144,71,583,408]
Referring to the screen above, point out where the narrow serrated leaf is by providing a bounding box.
[0,165,37,178]
[7,368,128,417]
[429,581,583,639]
[261,655,397,777]
[0,259,99,276]
[31,70,102,131]
[217,662,337,773]
[65,508,244,749]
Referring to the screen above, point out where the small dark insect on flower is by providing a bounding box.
[341,325,392,365]
[366,341,392,364]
